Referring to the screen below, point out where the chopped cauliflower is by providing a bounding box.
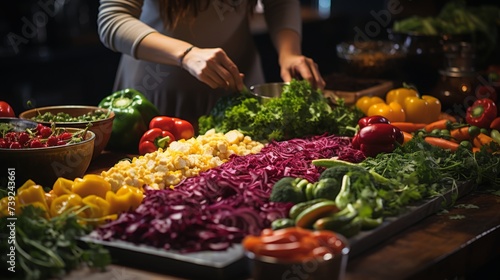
[101,130,264,191]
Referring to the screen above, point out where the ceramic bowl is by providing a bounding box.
[19,105,114,159]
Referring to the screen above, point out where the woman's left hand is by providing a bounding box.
[279,54,325,90]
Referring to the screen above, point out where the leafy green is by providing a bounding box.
[198,80,363,142]
[0,206,111,279]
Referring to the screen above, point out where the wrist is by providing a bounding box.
[179,45,195,67]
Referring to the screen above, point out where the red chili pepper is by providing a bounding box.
[465,98,497,129]
[138,128,175,155]
[352,123,404,157]
[358,115,390,129]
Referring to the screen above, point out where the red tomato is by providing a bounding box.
[173,119,195,140]
[149,116,176,131]
[0,101,15,117]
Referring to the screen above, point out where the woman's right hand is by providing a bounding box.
[182,47,244,92]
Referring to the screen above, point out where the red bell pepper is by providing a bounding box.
[465,98,497,129]
[138,128,175,155]
[149,116,195,141]
[358,115,390,129]
[352,116,404,157]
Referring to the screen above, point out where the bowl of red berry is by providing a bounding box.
[0,117,95,189]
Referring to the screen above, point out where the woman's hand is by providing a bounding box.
[279,54,325,90]
[182,47,244,91]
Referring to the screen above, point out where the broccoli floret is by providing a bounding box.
[319,165,368,182]
[269,177,308,204]
[312,178,341,200]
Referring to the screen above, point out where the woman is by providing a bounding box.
[98,0,325,129]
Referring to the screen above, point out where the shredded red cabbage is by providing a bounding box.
[91,134,365,252]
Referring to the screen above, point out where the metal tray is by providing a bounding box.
[81,181,475,279]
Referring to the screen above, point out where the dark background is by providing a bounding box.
[0,0,498,115]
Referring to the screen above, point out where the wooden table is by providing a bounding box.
[66,152,500,280]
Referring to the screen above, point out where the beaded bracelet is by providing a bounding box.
[179,45,195,67]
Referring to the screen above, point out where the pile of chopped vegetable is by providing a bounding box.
[90,135,365,252]
[198,79,363,142]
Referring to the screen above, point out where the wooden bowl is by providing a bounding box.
[19,105,114,160]
[0,119,95,188]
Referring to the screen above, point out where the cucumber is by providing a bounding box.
[313,204,358,230]
[271,218,296,230]
[295,200,339,229]
[312,158,361,168]
[304,182,316,201]
[289,198,328,220]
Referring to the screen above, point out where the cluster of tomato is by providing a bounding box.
[0,123,78,149]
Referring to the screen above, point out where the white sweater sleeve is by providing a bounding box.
[97,0,157,58]
[262,0,302,40]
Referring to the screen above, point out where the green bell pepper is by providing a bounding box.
[99,88,160,153]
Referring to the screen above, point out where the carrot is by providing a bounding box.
[472,147,480,153]
[450,126,480,142]
[402,131,413,144]
[424,119,451,133]
[424,137,460,152]
[490,117,500,130]
[473,133,494,148]
[439,112,457,123]
[391,122,427,133]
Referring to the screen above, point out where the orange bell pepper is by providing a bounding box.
[106,185,144,215]
[367,102,406,122]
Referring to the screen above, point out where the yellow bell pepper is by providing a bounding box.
[106,185,144,215]
[385,87,419,107]
[367,102,406,122]
[49,193,83,217]
[72,174,111,199]
[355,96,385,115]
[17,184,50,218]
[404,95,442,124]
[52,177,74,196]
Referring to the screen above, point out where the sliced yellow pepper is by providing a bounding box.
[0,196,21,217]
[106,185,144,215]
[404,95,442,124]
[49,193,83,217]
[18,179,37,192]
[385,87,419,106]
[367,102,406,122]
[52,177,74,196]
[82,195,111,218]
[17,184,50,218]
[355,96,385,115]
[72,174,111,199]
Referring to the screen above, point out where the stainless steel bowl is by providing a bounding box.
[249,83,288,103]
[245,234,350,280]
